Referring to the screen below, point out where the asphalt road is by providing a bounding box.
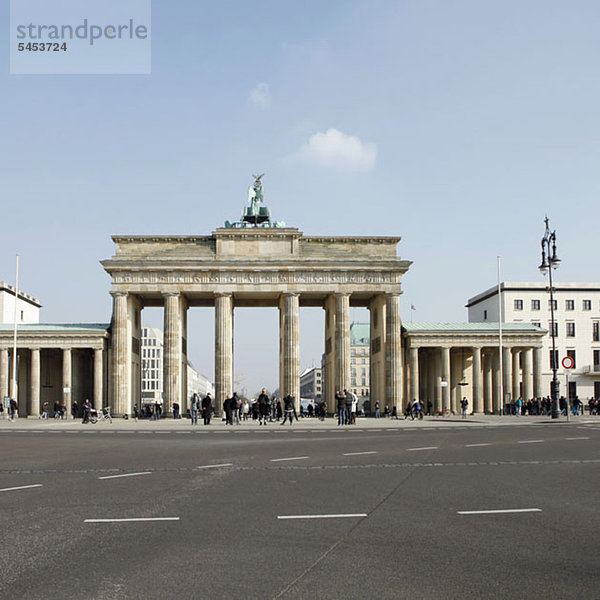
[1,422,599,599]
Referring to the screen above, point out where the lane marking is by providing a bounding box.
[457,508,542,515]
[566,437,589,440]
[277,513,367,520]
[271,456,309,462]
[98,472,152,480]
[518,440,544,444]
[465,443,491,447]
[85,517,180,523]
[195,463,233,469]
[0,484,43,492]
[343,451,377,456]
[407,446,438,451]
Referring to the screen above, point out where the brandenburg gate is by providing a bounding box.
[102,227,411,416]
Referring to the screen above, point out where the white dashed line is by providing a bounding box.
[277,513,367,520]
[98,472,152,480]
[407,446,438,451]
[0,484,43,492]
[465,443,491,447]
[85,517,180,523]
[565,437,589,440]
[518,440,544,444]
[457,508,542,515]
[343,451,377,456]
[270,456,309,462]
[195,463,233,469]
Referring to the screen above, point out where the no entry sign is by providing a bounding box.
[561,356,574,369]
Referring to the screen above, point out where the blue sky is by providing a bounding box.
[2,0,599,395]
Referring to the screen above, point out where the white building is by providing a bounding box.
[300,367,322,401]
[467,282,600,400]
[141,325,213,410]
[0,282,41,324]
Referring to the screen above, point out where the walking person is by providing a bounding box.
[231,393,240,425]
[282,394,296,425]
[460,397,469,419]
[8,398,17,421]
[190,394,199,425]
[257,389,270,426]
[41,401,49,419]
[344,389,353,425]
[133,403,140,422]
[375,401,381,418]
[81,398,91,424]
[336,390,346,425]
[202,393,212,425]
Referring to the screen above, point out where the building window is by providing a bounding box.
[593,322,599,342]
[531,299,540,311]
[583,299,592,311]
[483,310,487,320]
[532,322,541,328]
[548,299,557,311]
[549,322,558,338]
[549,350,559,370]
[566,349,576,369]
[566,322,575,337]
[594,350,600,367]
[514,299,523,311]
[565,299,575,311]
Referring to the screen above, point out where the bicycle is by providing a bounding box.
[90,407,112,424]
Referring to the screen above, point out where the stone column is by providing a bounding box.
[472,346,483,413]
[433,349,442,415]
[163,292,182,415]
[533,347,542,398]
[523,348,533,401]
[62,348,72,415]
[483,351,493,413]
[111,291,129,416]
[215,293,233,415]
[503,347,512,405]
[0,348,8,405]
[441,347,451,414]
[409,346,419,403]
[30,348,40,418]
[385,293,402,411]
[512,349,521,401]
[279,293,300,410]
[94,348,103,409]
[334,293,350,393]
[493,350,502,414]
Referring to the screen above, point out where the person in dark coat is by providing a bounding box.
[81,399,91,424]
[257,389,270,425]
[282,394,296,425]
[201,393,212,425]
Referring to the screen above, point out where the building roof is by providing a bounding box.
[0,323,109,333]
[0,282,42,308]
[350,322,370,346]
[403,322,544,333]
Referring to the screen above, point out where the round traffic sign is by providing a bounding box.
[561,356,574,369]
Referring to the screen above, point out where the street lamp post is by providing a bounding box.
[538,217,561,419]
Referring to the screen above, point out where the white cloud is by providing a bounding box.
[248,82,271,108]
[294,128,377,171]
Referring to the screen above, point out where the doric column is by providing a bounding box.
[94,348,103,409]
[503,347,512,405]
[523,348,533,401]
[483,351,493,413]
[533,347,542,398]
[385,293,402,411]
[215,293,233,414]
[62,348,72,415]
[0,349,8,405]
[472,346,483,413]
[163,292,182,415]
[512,349,521,401]
[493,350,502,414]
[409,346,419,403]
[30,348,40,417]
[334,293,350,392]
[110,291,129,415]
[441,346,451,414]
[279,293,300,409]
[433,349,442,414]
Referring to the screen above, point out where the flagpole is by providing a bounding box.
[497,256,503,416]
[10,254,19,406]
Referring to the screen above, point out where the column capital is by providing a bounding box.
[110,291,128,298]
[280,292,300,298]
[214,292,232,299]
[162,291,181,298]
[29,346,41,352]
[333,292,350,299]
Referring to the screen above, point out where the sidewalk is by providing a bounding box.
[1,414,596,432]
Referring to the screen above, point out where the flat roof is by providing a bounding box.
[0,323,109,333]
[403,322,544,333]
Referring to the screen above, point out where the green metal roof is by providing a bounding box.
[350,322,370,346]
[403,322,545,333]
[0,323,110,333]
